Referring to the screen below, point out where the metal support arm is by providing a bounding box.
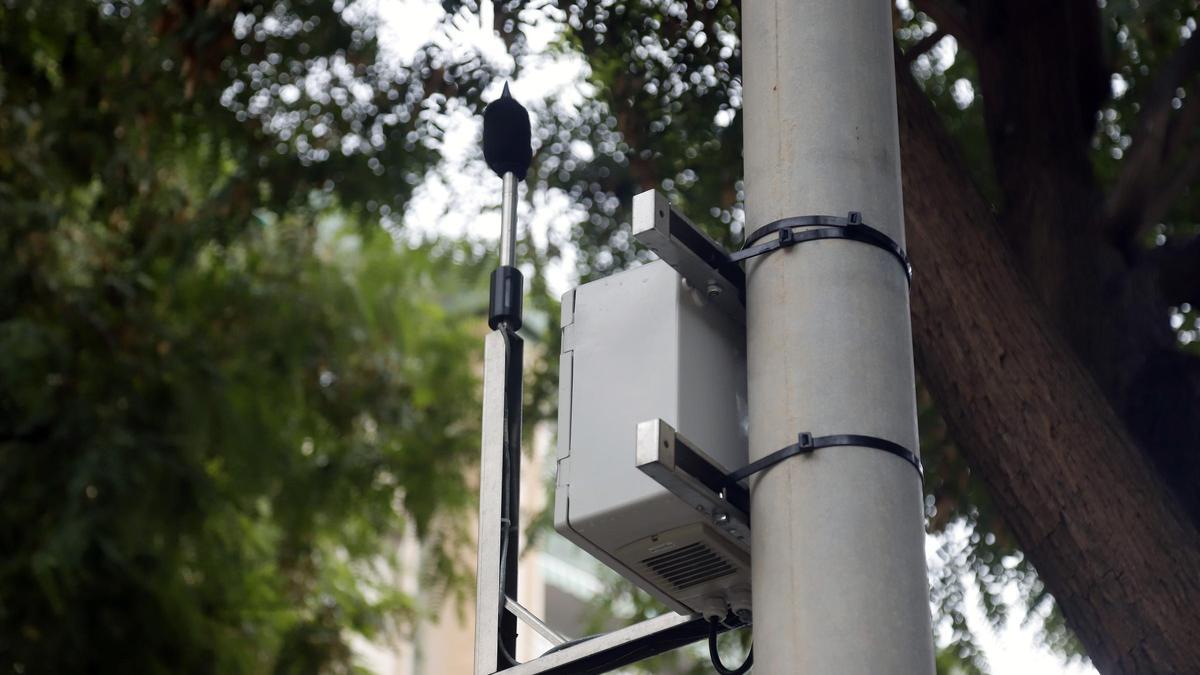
[501,613,740,675]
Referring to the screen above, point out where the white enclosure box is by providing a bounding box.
[555,259,749,615]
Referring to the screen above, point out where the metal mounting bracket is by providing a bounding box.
[635,419,751,546]
[498,612,743,674]
[632,190,745,322]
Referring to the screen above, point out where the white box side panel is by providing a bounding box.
[564,262,695,544]
[676,284,748,473]
[554,260,749,613]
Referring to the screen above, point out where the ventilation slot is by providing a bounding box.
[641,542,735,591]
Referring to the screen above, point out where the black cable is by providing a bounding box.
[708,618,753,675]
[497,327,520,667]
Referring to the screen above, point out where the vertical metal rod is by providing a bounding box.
[742,1,935,672]
[477,85,529,675]
[500,171,518,268]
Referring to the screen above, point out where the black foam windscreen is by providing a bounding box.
[482,82,532,181]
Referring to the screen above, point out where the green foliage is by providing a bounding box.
[895,6,997,205]
[3,0,1192,672]
[1090,0,1200,354]
[2,208,490,673]
[0,1,505,672]
[1,211,490,673]
[935,646,987,675]
[518,0,745,281]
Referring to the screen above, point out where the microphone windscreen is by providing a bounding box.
[483,83,532,181]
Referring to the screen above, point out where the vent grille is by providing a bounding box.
[641,542,735,591]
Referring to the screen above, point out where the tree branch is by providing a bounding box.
[896,58,1200,674]
[900,29,947,66]
[913,0,972,49]
[963,2,1108,252]
[1103,36,1200,244]
[1149,235,1200,307]
[1140,104,1200,231]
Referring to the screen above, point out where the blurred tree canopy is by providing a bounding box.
[3,0,1198,674]
[0,1,510,672]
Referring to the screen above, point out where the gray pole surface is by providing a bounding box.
[741,1,935,672]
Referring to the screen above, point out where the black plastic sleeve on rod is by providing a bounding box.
[489,265,524,331]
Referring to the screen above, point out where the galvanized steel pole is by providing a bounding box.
[741,1,936,672]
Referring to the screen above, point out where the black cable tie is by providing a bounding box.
[728,211,912,282]
[778,226,795,246]
[724,432,923,488]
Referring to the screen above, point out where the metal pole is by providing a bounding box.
[474,327,523,674]
[476,82,531,675]
[475,170,524,674]
[499,172,518,268]
[741,1,935,673]
[474,330,511,673]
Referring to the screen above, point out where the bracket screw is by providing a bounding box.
[706,281,722,298]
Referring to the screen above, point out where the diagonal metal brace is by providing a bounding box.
[498,612,743,675]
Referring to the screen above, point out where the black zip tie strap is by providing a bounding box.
[729,211,912,282]
[724,432,923,488]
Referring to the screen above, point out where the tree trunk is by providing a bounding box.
[896,65,1200,674]
[962,1,1200,523]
